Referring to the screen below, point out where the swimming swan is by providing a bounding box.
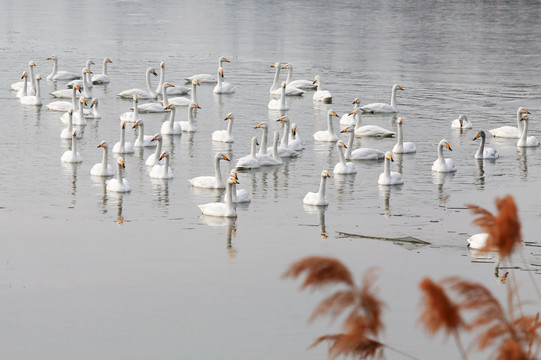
[360,84,404,113]
[473,130,499,159]
[333,140,357,175]
[350,107,395,137]
[117,67,158,99]
[119,95,141,123]
[155,61,190,95]
[378,152,404,185]
[432,139,457,172]
[113,122,135,154]
[340,126,385,160]
[91,57,113,85]
[185,56,231,83]
[133,120,156,147]
[303,170,331,206]
[11,61,36,94]
[236,137,261,170]
[212,113,235,143]
[106,157,131,193]
[91,141,114,176]
[198,177,238,218]
[282,63,317,90]
[150,151,174,179]
[225,169,251,203]
[340,98,359,126]
[46,55,80,81]
[392,117,416,153]
[451,114,472,129]
[488,107,529,138]
[146,134,163,166]
[61,130,83,163]
[268,82,289,110]
[270,63,304,96]
[19,75,42,106]
[517,114,540,147]
[312,75,332,103]
[313,109,339,142]
[61,97,88,125]
[60,109,83,139]
[179,102,201,132]
[213,67,235,94]
[189,153,231,189]
[161,104,182,135]
[47,85,81,112]
[139,82,174,112]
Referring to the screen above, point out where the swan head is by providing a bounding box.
[149,68,158,76]
[321,170,330,178]
[218,67,224,78]
[97,141,108,149]
[473,131,486,141]
[159,151,169,160]
[254,122,267,129]
[133,120,143,129]
[337,140,347,149]
[281,82,286,88]
[312,75,321,84]
[163,82,174,89]
[29,61,36,66]
[229,169,239,180]
[36,75,42,81]
[80,97,88,106]
[75,85,82,93]
[218,153,230,162]
[224,113,233,121]
[160,61,165,68]
[121,122,126,129]
[164,104,174,111]
[21,72,27,79]
[193,80,200,86]
[439,139,452,151]
[117,157,126,168]
[281,63,290,69]
[276,115,289,123]
[518,107,529,115]
[270,62,281,68]
[328,109,339,118]
[385,151,394,162]
[397,117,403,124]
[352,98,359,104]
[190,103,201,110]
[228,176,239,185]
[348,107,359,116]
[291,123,297,135]
[107,58,112,63]
[84,68,93,74]
[521,114,529,122]
[90,98,98,108]
[340,126,354,133]
[86,60,95,68]
[219,56,231,63]
[72,130,77,137]
[133,95,139,103]
[393,84,405,91]
[46,55,57,61]
[68,108,74,115]
[151,134,162,142]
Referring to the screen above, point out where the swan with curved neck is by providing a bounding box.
[156,61,190,95]
[91,57,112,84]
[340,126,385,160]
[198,177,238,217]
[19,75,42,106]
[178,102,201,132]
[340,98,359,126]
[392,118,416,153]
[350,107,395,137]
[312,75,332,103]
[61,130,83,163]
[12,61,37,94]
[268,82,289,110]
[378,152,404,185]
[16,72,28,98]
[106,157,131,193]
[150,151,174,179]
[432,139,457,172]
[473,131,499,159]
[47,85,82,112]
[185,56,231,84]
[91,141,114,176]
[282,63,317,90]
[87,98,101,119]
[288,122,303,151]
[113,122,135,154]
[189,153,231,189]
[117,67,158,99]
[488,107,529,138]
[236,137,261,170]
[360,84,404,113]
[212,113,235,143]
[274,116,299,157]
[451,114,472,129]
[161,104,181,135]
[46,55,80,81]
[313,109,339,142]
[269,63,304,96]
[213,66,235,94]
[133,120,156,147]
[333,140,357,175]
[517,114,540,147]
[138,82,174,112]
[146,134,164,166]
[303,170,331,206]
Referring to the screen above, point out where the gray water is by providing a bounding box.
[1,1,541,359]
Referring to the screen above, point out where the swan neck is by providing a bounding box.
[162,86,169,106]
[475,135,485,158]
[188,106,194,125]
[217,68,223,87]
[101,147,108,169]
[225,181,234,209]
[271,66,280,92]
[390,86,397,109]
[437,143,445,162]
[146,69,156,97]
[226,117,234,135]
[318,176,327,200]
[120,125,125,145]
[397,123,403,146]
[67,113,73,133]
[251,138,257,157]
[117,162,123,182]
[354,111,362,130]
[345,132,353,158]
[191,81,198,103]
[280,86,286,107]
[215,155,224,187]
[285,67,293,84]
[71,87,78,108]
[337,143,346,165]
[29,63,36,91]
[520,118,529,141]
[133,99,140,118]
[384,157,391,177]
[516,109,524,134]
[327,113,335,135]
[35,80,41,99]
[71,134,78,156]
[49,59,58,79]
[158,66,165,91]
[259,126,268,155]
[281,122,289,147]
[272,134,280,159]
[137,124,144,142]
[102,59,109,74]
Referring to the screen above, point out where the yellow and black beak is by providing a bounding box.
[222,155,230,161]
[446,143,453,151]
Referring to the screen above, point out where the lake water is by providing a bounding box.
[1,1,540,359]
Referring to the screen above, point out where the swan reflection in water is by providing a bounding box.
[303,204,328,239]
[378,184,403,218]
[474,159,485,189]
[432,171,456,205]
[517,147,528,180]
[200,216,237,257]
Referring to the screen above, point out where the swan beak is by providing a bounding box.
[521,115,527,121]
[120,160,125,168]
[164,105,171,110]
[152,70,158,76]
[343,143,347,149]
[132,122,139,129]
[473,133,480,141]
[108,59,113,63]
[232,178,239,184]
[523,109,530,114]
[97,142,105,148]
[397,118,402,124]
[72,130,77,136]
[348,109,354,116]
[446,143,453,151]
[292,128,297,136]
[224,114,231,121]
[194,80,200,86]
[21,73,26,79]
[256,141,260,146]
[222,155,230,161]
[91,101,95,108]
[340,128,348,133]
[86,69,93,74]
[312,79,317,84]
[281,64,288,69]
[220,70,224,78]
[159,152,166,160]
[194,104,201,109]
[47,56,52,60]
[168,83,175,87]
[81,98,87,105]
[352,98,358,104]
[324,171,330,178]
[121,122,126,129]
[232,172,238,180]
[76,85,82,93]
[332,111,339,117]
[389,154,394,162]
[399,86,404,91]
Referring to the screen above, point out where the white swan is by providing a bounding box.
[90,141,114,176]
[146,134,163,166]
[473,131,499,159]
[258,130,283,166]
[113,122,135,154]
[47,85,81,112]
[213,67,235,94]
[236,137,261,170]
[340,98,359,126]
[212,113,235,143]
[517,114,540,147]
[198,177,238,218]
[46,55,80,81]
[133,120,156,147]
[360,84,404,113]
[185,56,231,83]
[268,82,289,111]
[340,126,385,160]
[150,151,174,179]
[350,107,395,138]
[60,109,82,139]
[61,130,83,163]
[226,170,251,203]
[106,157,131,193]
[282,63,317,90]
[392,118,416,153]
[378,152,404,185]
[15,72,29,98]
[155,61,190,95]
[312,75,332,103]
[467,233,489,249]
[432,139,457,172]
[119,95,141,123]
[333,140,357,175]
[161,80,198,107]
[51,68,91,98]
[451,114,472,129]
[61,97,88,126]
[189,153,230,189]
[269,63,304,96]
[313,109,339,142]
[117,67,158,99]
[91,57,112,84]
[12,61,36,94]
[19,75,42,106]
[488,107,529,138]
[255,122,269,155]
[288,122,304,151]
[67,60,95,89]
[86,98,101,119]
[179,102,201,132]
[161,104,182,135]
[303,170,331,206]
[275,116,300,157]
[139,82,175,112]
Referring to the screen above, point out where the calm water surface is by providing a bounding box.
[1,1,540,359]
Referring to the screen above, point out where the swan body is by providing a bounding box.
[236,137,261,170]
[150,151,174,179]
[282,63,317,90]
[269,63,304,96]
[198,177,238,218]
[313,109,339,142]
[473,131,499,159]
[213,67,235,94]
[46,55,80,81]
[303,170,331,206]
[258,130,283,166]
[179,103,201,132]
[341,126,385,160]
[467,233,489,249]
[91,57,112,84]
[185,56,230,84]
[340,98,359,126]
[161,80,200,107]
[312,75,332,103]
[118,67,158,99]
[61,131,83,163]
[489,107,529,138]
[119,96,141,123]
[161,105,182,135]
[61,97,88,125]
[113,122,135,154]
[133,120,156,147]
[86,98,101,119]
[15,72,30,98]
[432,139,457,172]
[106,157,131,193]
[392,118,416,153]
[212,113,235,143]
[139,82,175,112]
[451,114,472,129]
[274,116,300,157]
[19,75,42,106]
[288,122,304,151]
[351,107,395,138]
[52,68,92,98]
[378,152,404,185]
[268,82,289,110]
[60,109,82,139]
[333,140,357,175]
[155,61,190,95]
[47,85,81,112]
[517,114,540,147]
[189,153,230,189]
[146,134,163,166]
[90,141,114,176]
[12,61,36,94]
[360,84,404,113]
